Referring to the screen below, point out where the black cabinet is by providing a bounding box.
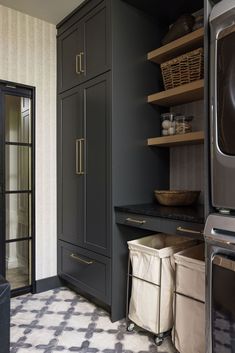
[82,2,110,82]
[57,86,84,246]
[57,1,110,93]
[58,73,111,256]
[57,24,83,93]
[82,74,111,256]
[57,0,167,321]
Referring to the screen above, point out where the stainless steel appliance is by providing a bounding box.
[210,0,235,211]
[207,3,235,352]
[205,214,235,353]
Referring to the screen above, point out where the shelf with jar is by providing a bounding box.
[147,13,204,147]
[148,112,204,147]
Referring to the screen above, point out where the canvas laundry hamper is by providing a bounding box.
[127,234,198,336]
[173,243,205,353]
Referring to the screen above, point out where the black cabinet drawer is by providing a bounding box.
[58,241,111,304]
[115,211,204,240]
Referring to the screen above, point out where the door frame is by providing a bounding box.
[0,80,36,296]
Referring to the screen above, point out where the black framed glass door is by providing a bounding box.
[0,81,35,294]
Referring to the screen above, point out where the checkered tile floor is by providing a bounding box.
[10,287,176,353]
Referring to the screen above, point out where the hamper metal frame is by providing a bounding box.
[172,261,205,351]
[126,253,171,345]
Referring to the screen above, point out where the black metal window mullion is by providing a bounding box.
[5,190,32,194]
[5,142,32,147]
[6,237,32,244]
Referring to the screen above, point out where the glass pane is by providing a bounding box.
[5,193,31,240]
[6,240,31,290]
[5,95,31,143]
[217,31,235,155]
[5,145,31,191]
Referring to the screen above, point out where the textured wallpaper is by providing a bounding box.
[0,5,57,280]
[170,100,204,204]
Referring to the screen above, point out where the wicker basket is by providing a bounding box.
[161,48,204,91]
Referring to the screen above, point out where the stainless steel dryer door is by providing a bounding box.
[210,11,235,210]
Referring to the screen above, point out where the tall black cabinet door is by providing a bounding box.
[82,1,110,82]
[57,87,85,246]
[82,73,111,256]
[58,23,84,93]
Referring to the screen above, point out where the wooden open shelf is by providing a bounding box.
[147,131,204,147]
[148,28,204,64]
[148,79,204,107]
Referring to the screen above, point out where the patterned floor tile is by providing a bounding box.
[68,315,93,329]
[11,287,176,353]
[22,329,57,346]
[11,326,28,343]
[37,313,70,328]
[59,330,91,347]
[11,310,38,325]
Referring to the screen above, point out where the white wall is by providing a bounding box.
[0,5,57,280]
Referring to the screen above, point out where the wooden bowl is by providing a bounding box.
[154,190,200,206]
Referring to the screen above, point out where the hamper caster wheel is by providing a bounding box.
[154,335,163,346]
[127,322,135,332]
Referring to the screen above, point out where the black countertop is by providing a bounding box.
[115,203,205,224]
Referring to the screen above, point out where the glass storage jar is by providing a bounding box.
[161,113,175,136]
[175,115,193,134]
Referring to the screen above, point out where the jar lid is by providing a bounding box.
[161,112,175,121]
[175,115,194,122]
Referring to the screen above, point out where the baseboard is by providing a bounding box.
[35,276,63,293]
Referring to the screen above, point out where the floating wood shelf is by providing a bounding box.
[147,131,204,147]
[148,28,204,64]
[148,79,204,107]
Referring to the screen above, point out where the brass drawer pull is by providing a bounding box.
[126,217,146,225]
[177,226,203,235]
[70,253,94,265]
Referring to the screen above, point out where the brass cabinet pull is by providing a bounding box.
[177,226,203,235]
[75,138,85,175]
[80,52,84,73]
[70,253,94,265]
[126,217,146,225]
[76,54,81,74]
